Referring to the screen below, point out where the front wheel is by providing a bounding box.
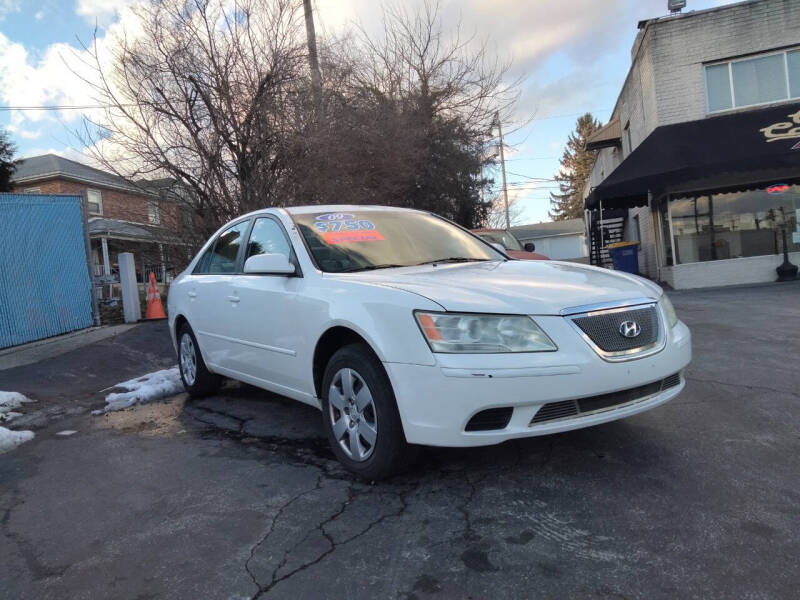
[321,344,409,480]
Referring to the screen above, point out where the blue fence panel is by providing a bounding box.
[0,194,93,349]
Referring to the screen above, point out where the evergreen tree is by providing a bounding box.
[549,113,601,221]
[0,129,15,192]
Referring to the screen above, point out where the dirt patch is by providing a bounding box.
[93,394,188,436]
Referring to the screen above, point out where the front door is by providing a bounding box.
[228,216,313,396]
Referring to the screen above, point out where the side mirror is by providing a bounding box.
[524,242,536,252]
[243,253,296,275]
[490,242,506,254]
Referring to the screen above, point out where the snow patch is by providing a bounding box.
[94,367,184,414]
[0,427,35,454]
[0,391,35,413]
[0,392,35,453]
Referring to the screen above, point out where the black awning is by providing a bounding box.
[585,102,800,210]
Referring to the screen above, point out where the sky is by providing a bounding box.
[0,0,730,224]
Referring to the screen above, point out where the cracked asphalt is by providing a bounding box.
[1,282,799,599]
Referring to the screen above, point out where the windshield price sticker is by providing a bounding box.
[323,230,384,244]
[314,214,383,243]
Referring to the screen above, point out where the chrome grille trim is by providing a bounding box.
[564,301,666,362]
[559,297,658,316]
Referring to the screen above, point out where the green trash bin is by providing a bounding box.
[607,241,640,274]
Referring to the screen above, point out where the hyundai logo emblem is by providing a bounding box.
[619,320,641,338]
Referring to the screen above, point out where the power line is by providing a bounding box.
[0,104,137,111]
[505,170,556,181]
[0,105,614,119]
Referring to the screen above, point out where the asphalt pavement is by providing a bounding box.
[1,282,799,599]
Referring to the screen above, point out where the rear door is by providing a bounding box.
[188,219,250,369]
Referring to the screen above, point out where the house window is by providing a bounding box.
[23,187,40,194]
[148,199,161,225]
[87,189,102,215]
[182,206,194,230]
[705,48,800,113]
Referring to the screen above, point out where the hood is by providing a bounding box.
[350,260,660,315]
[506,249,549,260]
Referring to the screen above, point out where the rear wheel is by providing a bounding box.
[321,343,409,480]
[178,324,221,397]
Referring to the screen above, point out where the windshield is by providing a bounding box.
[291,210,504,273]
[479,231,523,251]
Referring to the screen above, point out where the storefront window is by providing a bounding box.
[667,185,800,264]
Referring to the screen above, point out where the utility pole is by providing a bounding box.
[495,111,510,230]
[303,0,323,112]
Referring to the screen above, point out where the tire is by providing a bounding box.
[321,343,410,480]
[177,323,222,398]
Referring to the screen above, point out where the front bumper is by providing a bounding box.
[383,316,691,447]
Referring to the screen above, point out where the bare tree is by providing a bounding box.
[78,0,306,236]
[78,0,521,234]
[484,192,525,229]
[286,0,521,226]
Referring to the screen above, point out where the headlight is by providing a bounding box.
[661,294,678,328]
[415,312,557,353]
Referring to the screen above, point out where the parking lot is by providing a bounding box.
[1,282,799,599]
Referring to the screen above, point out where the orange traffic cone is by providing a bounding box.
[145,272,167,320]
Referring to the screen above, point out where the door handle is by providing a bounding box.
[187,291,197,298]
[228,295,240,303]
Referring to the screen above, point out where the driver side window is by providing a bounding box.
[245,217,291,261]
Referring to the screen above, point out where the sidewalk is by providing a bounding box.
[0,321,175,402]
[0,325,136,371]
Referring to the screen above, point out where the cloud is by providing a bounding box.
[34,10,44,21]
[75,0,135,26]
[0,33,98,125]
[19,129,42,139]
[17,144,101,165]
[0,0,19,21]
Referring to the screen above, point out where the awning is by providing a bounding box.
[88,217,179,244]
[585,118,621,151]
[585,102,800,210]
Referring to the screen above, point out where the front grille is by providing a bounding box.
[571,305,659,353]
[530,372,682,425]
[465,407,513,431]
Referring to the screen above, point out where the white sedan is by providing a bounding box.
[168,205,691,479]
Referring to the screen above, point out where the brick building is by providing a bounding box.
[584,0,800,289]
[11,154,191,284]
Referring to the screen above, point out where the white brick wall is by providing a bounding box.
[627,206,659,278]
[661,251,800,289]
[588,0,800,187]
[650,0,800,126]
[584,0,800,289]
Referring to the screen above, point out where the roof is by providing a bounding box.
[585,101,800,211]
[636,0,759,29]
[285,205,426,215]
[88,217,177,243]
[585,118,621,151]
[12,154,145,194]
[512,219,585,239]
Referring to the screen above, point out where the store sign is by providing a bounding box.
[766,183,790,194]
[760,109,800,144]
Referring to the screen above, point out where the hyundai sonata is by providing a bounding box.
[168,206,691,479]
